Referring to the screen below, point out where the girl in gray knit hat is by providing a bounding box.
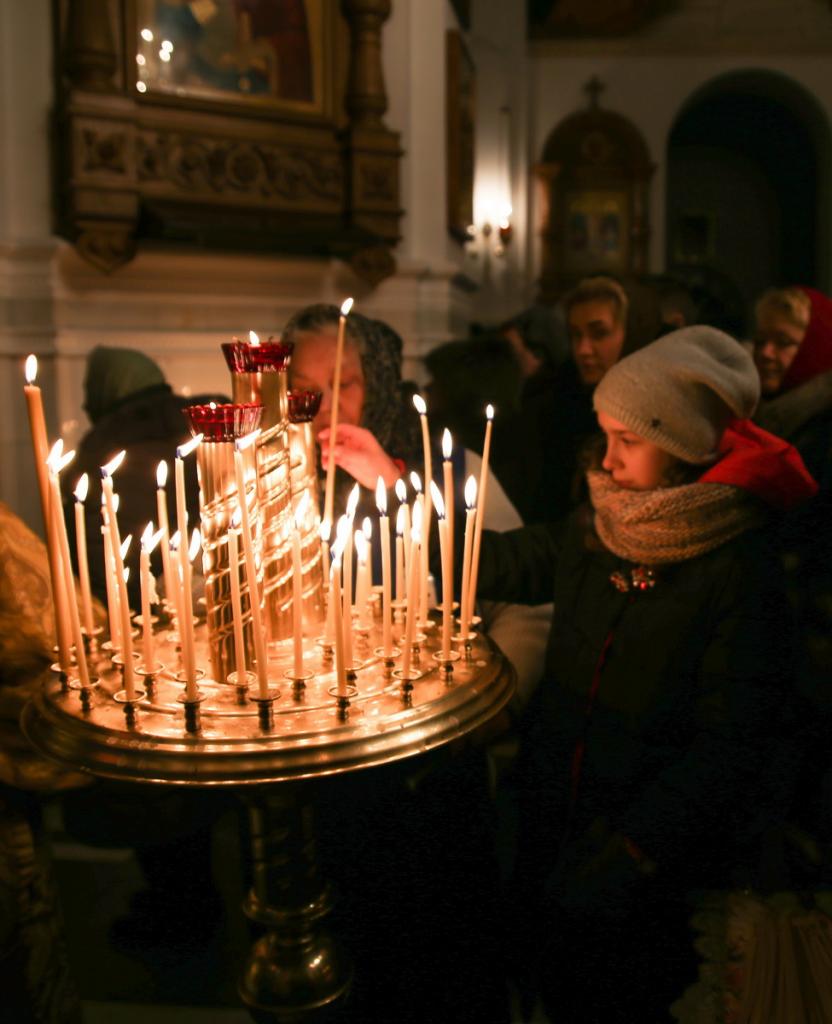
[475,325,818,1023]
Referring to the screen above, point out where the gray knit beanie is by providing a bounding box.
[593,325,760,464]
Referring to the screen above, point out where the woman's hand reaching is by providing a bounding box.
[318,424,402,490]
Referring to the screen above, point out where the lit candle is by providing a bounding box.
[24,356,72,670]
[73,473,95,638]
[395,478,410,581]
[376,477,392,657]
[101,498,121,649]
[234,431,270,699]
[342,485,359,669]
[400,501,423,680]
[291,494,309,678]
[467,404,494,624]
[430,481,452,661]
[47,444,91,689]
[101,451,137,698]
[330,543,347,696]
[412,395,433,618]
[459,476,478,635]
[361,516,373,586]
[139,522,163,672]
[442,428,455,562]
[228,511,247,683]
[323,296,354,528]
[155,461,176,611]
[174,435,202,691]
[395,504,406,604]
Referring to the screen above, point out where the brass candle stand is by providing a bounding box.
[23,612,513,1023]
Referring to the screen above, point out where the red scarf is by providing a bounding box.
[701,419,817,511]
[780,287,832,391]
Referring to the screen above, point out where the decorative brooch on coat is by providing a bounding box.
[609,565,657,593]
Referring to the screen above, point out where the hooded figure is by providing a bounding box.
[476,325,816,1022]
[66,346,227,606]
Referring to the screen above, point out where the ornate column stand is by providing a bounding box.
[239,785,351,1023]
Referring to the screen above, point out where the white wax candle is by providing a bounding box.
[227,524,247,682]
[442,429,455,598]
[330,555,347,696]
[467,405,494,622]
[174,437,201,691]
[101,472,135,699]
[140,530,155,672]
[376,477,392,657]
[412,396,432,618]
[354,530,371,625]
[155,461,176,609]
[73,475,95,637]
[234,439,270,699]
[395,505,406,604]
[323,297,354,527]
[101,517,121,648]
[291,497,308,678]
[48,457,91,689]
[430,482,452,661]
[400,508,423,679]
[459,475,478,634]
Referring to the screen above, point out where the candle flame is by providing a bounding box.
[123,567,130,584]
[486,403,494,421]
[249,330,260,346]
[231,507,242,530]
[430,480,445,518]
[395,478,407,502]
[335,514,351,546]
[47,439,63,469]
[355,529,367,561]
[120,535,132,560]
[156,460,168,488]
[362,515,373,540]
[442,428,453,460]
[464,475,478,509]
[188,528,201,561]
[102,449,126,477]
[396,503,407,535]
[409,471,422,493]
[320,518,331,542]
[412,394,427,416]
[234,429,260,453]
[24,354,37,384]
[411,498,423,543]
[340,297,354,317]
[177,434,202,459]
[375,476,387,515]
[294,493,309,530]
[141,521,154,547]
[74,473,89,502]
[209,401,216,410]
[170,530,181,551]
[346,483,360,519]
[150,526,165,551]
[113,493,120,515]
[331,532,346,565]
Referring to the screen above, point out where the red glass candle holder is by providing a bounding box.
[183,402,263,442]
[221,338,293,373]
[288,389,323,424]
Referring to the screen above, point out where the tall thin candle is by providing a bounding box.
[228,513,247,683]
[174,435,202,690]
[412,395,432,618]
[430,482,452,661]
[330,548,347,696]
[139,522,163,672]
[234,432,270,699]
[323,297,354,527]
[376,477,392,657]
[291,495,309,678]
[24,356,72,670]
[101,451,136,699]
[441,429,455,612]
[73,474,95,638]
[155,461,176,611]
[467,404,494,625]
[395,504,406,604]
[400,502,423,680]
[459,476,478,635]
[47,445,91,689]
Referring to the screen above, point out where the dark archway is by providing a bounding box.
[666,70,831,334]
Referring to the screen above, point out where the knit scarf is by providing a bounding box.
[586,470,763,565]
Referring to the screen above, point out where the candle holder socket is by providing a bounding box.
[114,687,147,726]
[327,684,358,721]
[283,670,314,701]
[176,690,207,733]
[432,649,461,682]
[227,669,257,705]
[374,646,401,671]
[49,662,72,692]
[81,625,104,654]
[316,637,335,664]
[253,691,281,731]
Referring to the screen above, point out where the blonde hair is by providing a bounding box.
[754,288,811,332]
[564,276,629,327]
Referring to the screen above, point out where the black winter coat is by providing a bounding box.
[478,509,800,888]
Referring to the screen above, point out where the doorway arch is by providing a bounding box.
[666,70,831,334]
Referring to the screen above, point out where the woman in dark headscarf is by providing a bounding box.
[282,303,423,518]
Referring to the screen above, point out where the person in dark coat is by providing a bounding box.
[752,286,832,870]
[64,345,227,608]
[475,325,817,1022]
